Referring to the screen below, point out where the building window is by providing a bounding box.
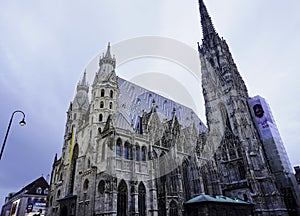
[124,142,130,160]
[135,145,140,161]
[98,180,105,195]
[36,187,42,194]
[138,182,146,216]
[117,180,128,216]
[44,188,49,195]
[73,113,77,120]
[141,146,146,161]
[101,89,105,97]
[109,102,113,109]
[83,179,89,191]
[110,90,113,98]
[116,139,122,158]
[87,159,91,168]
[100,101,104,108]
[99,114,103,122]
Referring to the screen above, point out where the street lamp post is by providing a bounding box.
[0,110,26,160]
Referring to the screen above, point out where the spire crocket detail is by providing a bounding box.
[198,0,247,95]
[198,0,217,39]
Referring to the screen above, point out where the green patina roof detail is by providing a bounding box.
[185,194,251,205]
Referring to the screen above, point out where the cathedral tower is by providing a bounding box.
[91,43,119,133]
[198,0,292,215]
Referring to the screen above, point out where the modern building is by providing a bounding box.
[1,176,49,216]
[249,96,300,211]
[47,0,300,215]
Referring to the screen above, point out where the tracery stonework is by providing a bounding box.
[47,1,300,215]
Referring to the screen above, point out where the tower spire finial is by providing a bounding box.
[105,42,111,58]
[77,70,89,92]
[99,42,116,68]
[81,69,87,85]
[198,0,217,39]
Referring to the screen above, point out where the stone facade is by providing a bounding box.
[47,0,300,216]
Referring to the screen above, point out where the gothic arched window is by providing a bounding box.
[138,182,146,216]
[169,200,178,216]
[83,179,89,191]
[141,147,146,161]
[98,180,105,195]
[109,102,113,109]
[110,90,113,98]
[135,145,140,161]
[101,89,105,97]
[116,138,122,158]
[124,142,130,160]
[100,101,104,108]
[117,180,128,216]
[87,159,91,168]
[99,114,103,122]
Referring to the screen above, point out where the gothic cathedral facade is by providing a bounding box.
[47,0,300,215]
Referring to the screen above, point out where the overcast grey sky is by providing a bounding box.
[0,0,299,207]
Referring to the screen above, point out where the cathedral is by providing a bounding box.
[47,0,300,215]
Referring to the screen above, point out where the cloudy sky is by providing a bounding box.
[0,0,300,207]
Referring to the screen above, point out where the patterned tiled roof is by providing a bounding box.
[117,77,206,134]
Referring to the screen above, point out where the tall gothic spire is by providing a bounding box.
[77,70,89,92]
[198,0,217,39]
[99,42,116,68]
[198,0,248,96]
[105,42,112,58]
[80,70,88,86]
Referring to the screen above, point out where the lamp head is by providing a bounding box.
[19,118,26,126]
